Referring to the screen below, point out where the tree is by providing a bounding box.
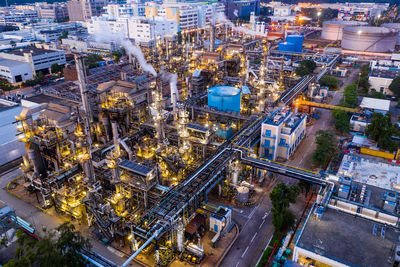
[51,63,63,74]
[369,89,386,99]
[312,130,339,167]
[340,83,358,108]
[365,113,399,152]
[295,60,316,77]
[270,183,299,232]
[57,30,68,41]
[111,50,123,63]
[5,222,91,267]
[85,54,102,69]
[331,109,350,133]
[389,77,400,97]
[320,75,339,90]
[9,40,16,48]
[177,31,182,44]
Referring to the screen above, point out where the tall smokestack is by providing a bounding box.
[209,26,215,52]
[75,55,92,123]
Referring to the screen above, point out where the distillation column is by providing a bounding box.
[177,109,191,163]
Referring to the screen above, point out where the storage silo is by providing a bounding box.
[382,23,400,45]
[208,86,241,113]
[321,21,368,40]
[341,26,397,52]
[237,186,249,203]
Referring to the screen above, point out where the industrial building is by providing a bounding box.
[66,0,109,21]
[0,58,33,84]
[368,69,399,95]
[341,26,397,53]
[359,97,391,114]
[259,109,306,161]
[0,47,66,76]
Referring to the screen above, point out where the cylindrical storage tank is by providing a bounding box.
[208,86,241,113]
[321,21,368,40]
[382,23,400,45]
[237,186,249,203]
[341,26,397,52]
[286,35,304,52]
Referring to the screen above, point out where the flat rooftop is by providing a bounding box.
[338,154,400,191]
[297,207,398,267]
[370,68,400,79]
[8,47,59,56]
[0,58,29,68]
[360,97,390,112]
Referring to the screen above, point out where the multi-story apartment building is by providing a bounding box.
[67,0,109,21]
[87,16,177,44]
[37,3,69,21]
[104,3,145,19]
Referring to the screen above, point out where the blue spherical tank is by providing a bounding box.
[208,86,241,113]
[285,35,304,53]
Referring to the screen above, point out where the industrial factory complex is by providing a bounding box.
[1,1,400,267]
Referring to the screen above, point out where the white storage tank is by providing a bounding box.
[341,26,397,52]
[237,186,249,203]
[382,23,400,45]
[321,21,368,41]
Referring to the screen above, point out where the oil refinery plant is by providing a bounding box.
[13,24,343,266]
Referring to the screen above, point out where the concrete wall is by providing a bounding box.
[369,76,393,95]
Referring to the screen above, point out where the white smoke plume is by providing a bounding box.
[216,12,267,37]
[92,23,157,77]
[233,9,239,17]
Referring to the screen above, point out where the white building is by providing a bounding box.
[87,16,177,44]
[62,37,117,54]
[0,58,33,84]
[273,5,291,17]
[104,3,145,19]
[338,3,389,21]
[0,47,66,76]
[260,109,306,161]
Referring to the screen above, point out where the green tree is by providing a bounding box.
[295,60,316,77]
[312,130,339,167]
[320,75,339,90]
[57,30,68,41]
[111,50,123,63]
[340,83,358,108]
[270,183,299,232]
[365,113,399,152]
[5,222,91,267]
[369,89,386,99]
[85,54,102,69]
[9,40,16,48]
[51,63,63,74]
[331,109,350,133]
[177,31,182,44]
[389,77,400,97]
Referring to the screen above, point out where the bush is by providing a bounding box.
[340,83,358,108]
[313,130,339,167]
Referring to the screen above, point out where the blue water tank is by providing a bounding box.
[286,35,304,52]
[208,86,241,113]
[278,42,296,52]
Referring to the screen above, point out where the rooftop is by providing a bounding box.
[297,206,398,267]
[360,97,391,112]
[0,58,29,68]
[8,47,59,56]
[338,154,400,191]
[370,68,400,79]
[264,109,291,126]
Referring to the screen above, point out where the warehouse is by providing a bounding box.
[0,58,33,84]
[368,69,399,95]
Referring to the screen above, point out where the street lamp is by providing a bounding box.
[317,11,321,25]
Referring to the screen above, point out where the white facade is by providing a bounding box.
[104,3,145,19]
[260,109,306,161]
[0,48,66,76]
[87,16,177,44]
[274,6,291,17]
[62,38,117,54]
[369,76,395,95]
[0,58,33,84]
